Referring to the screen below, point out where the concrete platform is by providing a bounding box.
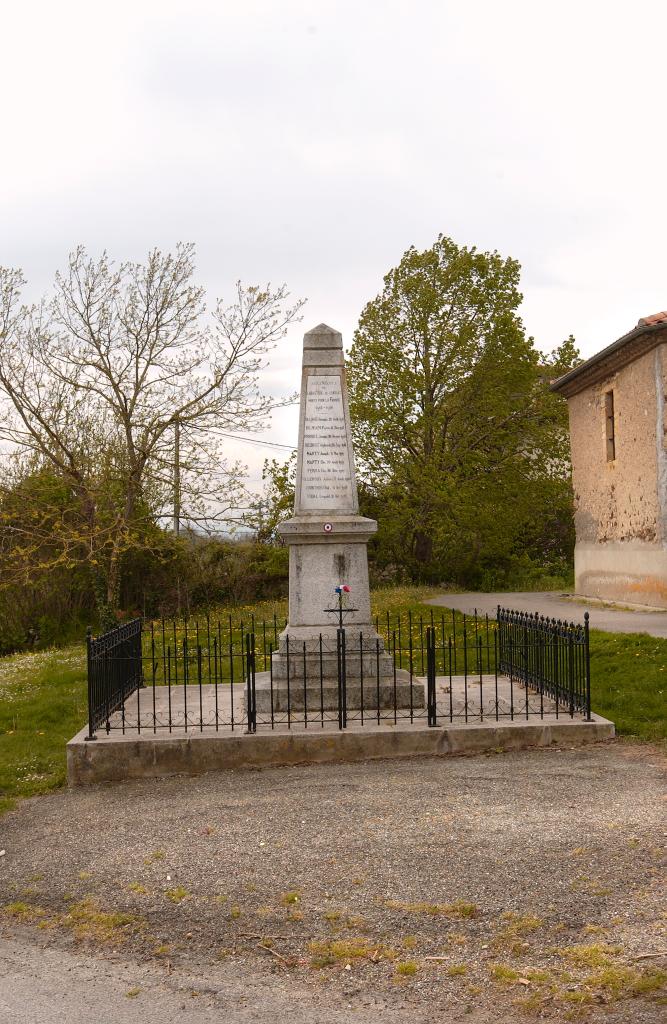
[78,674,587,730]
[67,673,614,786]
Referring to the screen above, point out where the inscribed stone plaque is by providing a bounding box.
[300,374,354,511]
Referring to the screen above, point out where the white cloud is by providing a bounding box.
[2,0,667,490]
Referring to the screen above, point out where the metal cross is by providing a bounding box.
[324,588,358,630]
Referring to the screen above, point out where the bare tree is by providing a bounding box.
[0,244,303,624]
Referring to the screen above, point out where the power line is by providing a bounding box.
[205,430,296,451]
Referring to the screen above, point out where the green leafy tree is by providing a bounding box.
[346,235,577,584]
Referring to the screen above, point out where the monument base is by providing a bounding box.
[271,636,395,680]
[253,669,425,714]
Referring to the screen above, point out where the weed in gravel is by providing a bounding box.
[499,911,542,933]
[489,963,521,985]
[125,988,141,999]
[62,899,141,944]
[448,931,468,946]
[556,943,621,969]
[323,909,364,931]
[513,991,546,1015]
[78,871,92,880]
[281,890,300,905]
[3,900,46,921]
[165,887,189,903]
[447,965,468,976]
[229,905,241,920]
[570,876,612,897]
[580,924,608,936]
[144,850,165,864]
[445,900,477,919]
[493,912,543,953]
[402,935,418,949]
[563,1007,592,1021]
[584,965,667,1000]
[286,909,303,922]
[213,894,228,904]
[128,882,147,894]
[395,961,419,976]
[154,944,171,955]
[309,938,396,968]
[524,969,551,983]
[560,989,594,1012]
[386,899,477,918]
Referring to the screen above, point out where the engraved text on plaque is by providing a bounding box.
[300,374,354,511]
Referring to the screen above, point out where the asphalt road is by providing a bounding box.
[0,933,422,1024]
[428,591,667,638]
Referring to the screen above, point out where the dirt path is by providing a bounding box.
[428,591,667,638]
[1,743,665,1022]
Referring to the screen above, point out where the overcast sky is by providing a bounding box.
[2,0,666,492]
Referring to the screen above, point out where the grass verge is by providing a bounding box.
[0,645,87,811]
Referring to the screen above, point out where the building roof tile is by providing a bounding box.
[551,310,667,396]
[637,310,667,327]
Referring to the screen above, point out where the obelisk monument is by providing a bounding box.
[280,323,375,636]
[253,324,423,713]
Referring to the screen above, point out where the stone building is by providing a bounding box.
[551,312,667,608]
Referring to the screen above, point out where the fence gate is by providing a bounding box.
[86,618,143,740]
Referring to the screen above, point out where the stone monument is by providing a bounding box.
[253,323,424,714]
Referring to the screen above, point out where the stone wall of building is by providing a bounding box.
[569,342,667,607]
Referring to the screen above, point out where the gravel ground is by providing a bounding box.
[1,741,665,1022]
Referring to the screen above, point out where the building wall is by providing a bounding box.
[569,343,667,607]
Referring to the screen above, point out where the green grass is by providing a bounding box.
[144,586,440,641]
[0,645,87,811]
[0,585,664,816]
[141,586,442,682]
[587,630,666,742]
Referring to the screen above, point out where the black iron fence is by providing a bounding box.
[86,618,143,740]
[84,605,591,738]
[497,607,591,720]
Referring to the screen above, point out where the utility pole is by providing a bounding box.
[173,415,180,536]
